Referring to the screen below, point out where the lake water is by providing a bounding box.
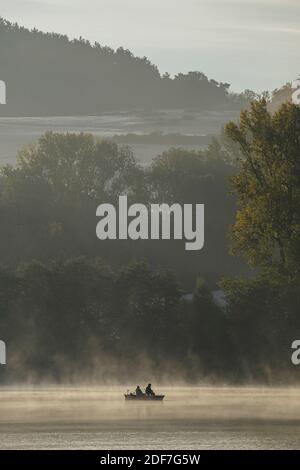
[0,110,238,166]
[0,386,300,449]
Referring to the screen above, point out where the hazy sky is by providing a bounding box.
[1,0,299,92]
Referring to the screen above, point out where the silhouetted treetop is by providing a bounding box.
[0,17,245,115]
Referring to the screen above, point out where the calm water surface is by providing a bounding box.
[0,386,299,449]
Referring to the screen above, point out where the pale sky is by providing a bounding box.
[1,0,299,92]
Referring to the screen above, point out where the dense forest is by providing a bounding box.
[0,99,300,384]
[0,131,244,286]
[0,17,248,116]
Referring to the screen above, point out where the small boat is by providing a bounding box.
[124,393,164,401]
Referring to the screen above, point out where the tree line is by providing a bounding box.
[0,17,248,116]
[0,100,300,383]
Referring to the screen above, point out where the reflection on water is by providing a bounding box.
[0,386,300,449]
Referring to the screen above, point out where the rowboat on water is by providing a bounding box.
[124,393,164,401]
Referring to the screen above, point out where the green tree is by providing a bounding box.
[225,100,300,278]
[0,132,145,264]
[6,132,141,206]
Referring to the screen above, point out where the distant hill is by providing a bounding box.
[0,17,246,116]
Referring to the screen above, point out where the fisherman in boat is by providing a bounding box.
[145,383,155,397]
[135,385,144,397]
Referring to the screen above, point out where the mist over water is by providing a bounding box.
[0,111,235,165]
[0,5,299,457]
[1,386,300,449]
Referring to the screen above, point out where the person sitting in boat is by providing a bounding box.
[135,385,144,397]
[145,383,155,397]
